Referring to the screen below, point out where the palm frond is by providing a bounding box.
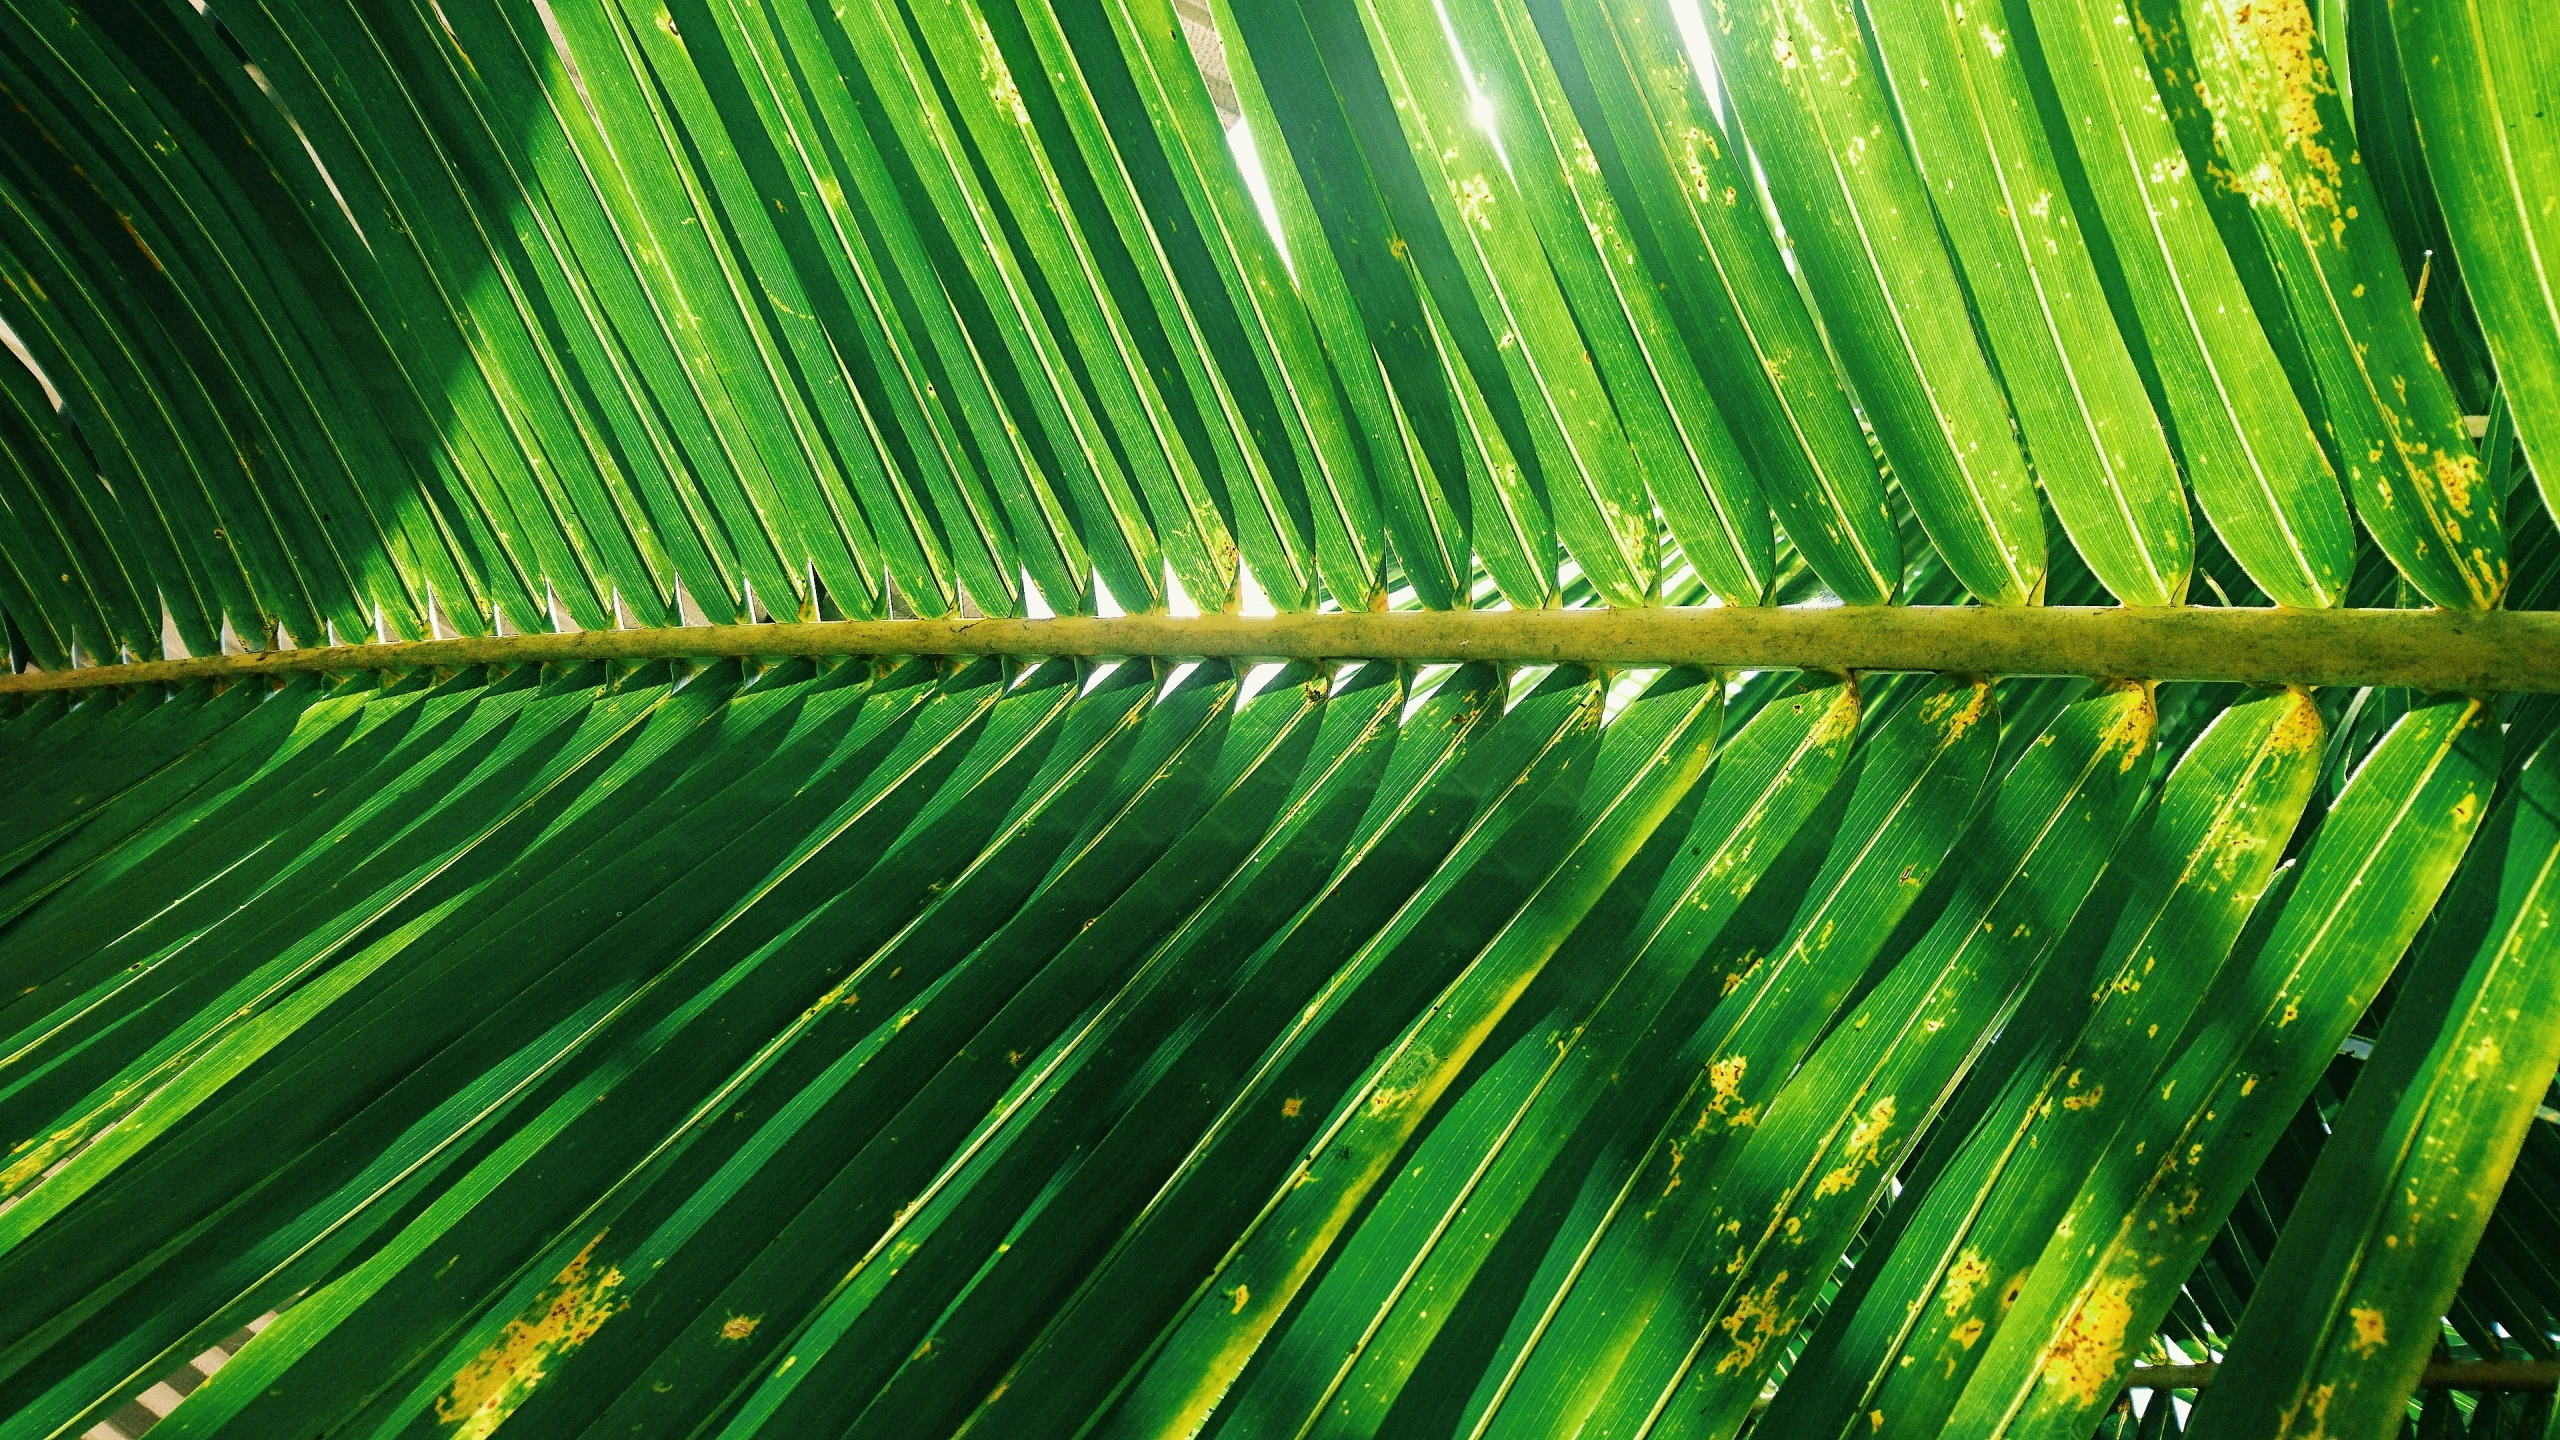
[3,0,2559,1438]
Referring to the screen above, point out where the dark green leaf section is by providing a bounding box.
[2188,731,2560,1440]
[1769,687,2325,1440]
[6,0,2560,1435]
[1945,692,2501,1439]
[6,644,2558,1439]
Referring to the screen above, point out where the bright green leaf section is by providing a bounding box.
[2024,0,2356,610]
[2139,0,2504,610]
[1867,0,2193,607]
[2187,730,2560,1440]
[1768,686,2325,1440]
[1701,0,2047,606]
[2390,0,2560,532]
[1945,692,2500,1440]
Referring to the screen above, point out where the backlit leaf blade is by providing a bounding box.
[1096,666,1724,1437]
[2389,0,2560,539]
[700,666,1511,1438]
[1221,671,1866,1440]
[2024,0,2356,610]
[915,671,1607,1439]
[1552,0,1900,606]
[2187,730,2560,1440]
[1090,0,1411,613]
[1767,686,2325,1440]
[824,0,1165,613]
[1342,0,1659,608]
[1868,0,2194,607]
[1701,0,2048,606]
[1945,692,2501,1440]
[900,0,1239,613]
[1449,0,1775,606]
[2141,0,2504,610]
[1597,682,2157,1440]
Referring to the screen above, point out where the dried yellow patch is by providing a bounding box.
[1953,1317,1987,1350]
[2464,1035,2501,1079]
[2061,1085,2105,1113]
[1721,955,1763,997]
[1683,128,1718,206]
[720,1314,760,1342]
[436,1235,626,1440]
[2039,1277,2138,1407]
[0,1118,92,1198]
[2108,686,2159,772]
[1811,688,1865,746]
[1816,1095,1896,1198]
[1705,1055,1756,1128]
[2294,1381,2337,1438]
[1281,1096,1302,1119]
[1918,680,1994,741]
[1715,1270,1796,1376]
[2348,1303,2387,1355]
[2269,691,2326,756]
[1230,1284,1250,1314]
[1366,1042,1438,1119]
[2225,0,2342,234]
[1944,1249,1992,1317]
[2433,450,2479,517]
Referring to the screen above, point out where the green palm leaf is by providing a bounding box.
[5,1,2560,1437]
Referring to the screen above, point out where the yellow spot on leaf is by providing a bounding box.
[1945,1249,1991,1316]
[2039,1277,2138,1407]
[972,14,1029,126]
[1716,1270,1796,1375]
[436,1235,626,1439]
[0,1119,94,1199]
[1817,1096,1897,1198]
[2349,1304,2387,1355]
[1706,1055,1754,1128]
